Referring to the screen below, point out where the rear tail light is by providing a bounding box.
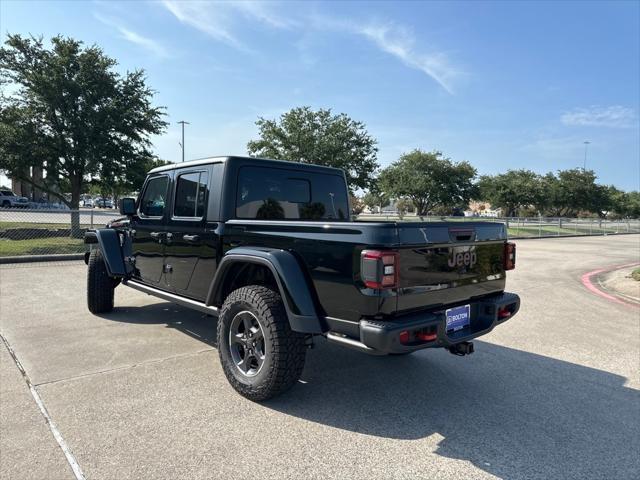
[416,331,438,342]
[504,242,516,270]
[361,250,399,289]
[399,328,437,345]
[498,306,512,319]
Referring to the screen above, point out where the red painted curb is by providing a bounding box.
[581,263,640,308]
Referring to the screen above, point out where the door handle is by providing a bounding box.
[150,232,163,239]
[183,234,200,243]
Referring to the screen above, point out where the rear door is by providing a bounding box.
[130,174,170,285]
[163,168,210,298]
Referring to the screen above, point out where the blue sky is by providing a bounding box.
[2,0,639,191]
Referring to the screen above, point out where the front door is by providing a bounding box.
[131,174,170,285]
[164,169,209,296]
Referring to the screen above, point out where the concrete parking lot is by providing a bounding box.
[1,235,639,480]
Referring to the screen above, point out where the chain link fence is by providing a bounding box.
[1,208,638,260]
[0,208,122,259]
[356,213,640,238]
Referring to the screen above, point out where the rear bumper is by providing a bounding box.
[356,292,520,354]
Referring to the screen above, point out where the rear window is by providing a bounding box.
[236,166,349,221]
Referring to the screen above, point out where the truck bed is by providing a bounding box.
[222,219,509,322]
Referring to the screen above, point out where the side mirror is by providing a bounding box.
[119,197,136,216]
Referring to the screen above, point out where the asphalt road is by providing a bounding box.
[1,235,639,480]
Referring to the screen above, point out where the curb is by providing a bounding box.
[596,266,640,306]
[0,253,85,264]
[581,262,640,308]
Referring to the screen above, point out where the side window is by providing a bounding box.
[139,176,169,217]
[235,167,349,221]
[174,171,208,218]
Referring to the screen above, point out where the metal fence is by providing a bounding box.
[356,213,640,238]
[1,208,638,259]
[0,208,122,258]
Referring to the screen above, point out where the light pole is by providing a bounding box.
[177,120,190,162]
[583,140,590,172]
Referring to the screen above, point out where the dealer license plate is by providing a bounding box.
[446,304,471,332]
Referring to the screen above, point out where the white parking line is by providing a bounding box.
[1,333,85,480]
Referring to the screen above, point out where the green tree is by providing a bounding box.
[362,189,390,213]
[611,190,640,218]
[625,191,640,218]
[395,198,413,219]
[543,169,601,217]
[247,106,379,191]
[477,169,545,217]
[0,35,167,234]
[350,195,365,215]
[379,149,477,217]
[591,185,620,219]
[99,157,169,206]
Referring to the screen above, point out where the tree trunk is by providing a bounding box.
[112,190,120,210]
[70,180,83,238]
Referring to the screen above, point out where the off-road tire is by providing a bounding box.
[217,285,307,401]
[87,249,115,314]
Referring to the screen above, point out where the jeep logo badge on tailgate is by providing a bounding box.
[448,250,477,268]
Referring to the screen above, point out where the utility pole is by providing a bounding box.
[583,140,590,172]
[177,120,190,162]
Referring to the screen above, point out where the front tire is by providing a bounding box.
[217,286,306,401]
[87,249,115,314]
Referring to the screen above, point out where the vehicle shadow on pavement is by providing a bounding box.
[98,303,218,347]
[270,339,639,479]
[97,303,638,479]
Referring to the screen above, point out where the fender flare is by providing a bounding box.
[206,247,325,334]
[86,229,127,277]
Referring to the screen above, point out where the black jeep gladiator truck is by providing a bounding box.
[85,156,520,400]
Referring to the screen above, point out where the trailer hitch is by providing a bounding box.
[448,341,474,356]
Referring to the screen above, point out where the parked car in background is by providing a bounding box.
[95,198,114,208]
[82,197,95,208]
[0,189,29,208]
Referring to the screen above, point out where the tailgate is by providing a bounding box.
[395,222,507,314]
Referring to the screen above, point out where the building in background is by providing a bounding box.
[8,167,48,202]
[466,201,501,217]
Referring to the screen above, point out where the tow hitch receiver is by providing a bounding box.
[449,341,474,356]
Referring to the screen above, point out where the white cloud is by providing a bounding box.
[159,2,461,93]
[160,1,296,52]
[561,106,637,128]
[94,13,168,58]
[355,22,459,94]
[160,0,245,51]
[232,1,299,29]
[306,15,460,94]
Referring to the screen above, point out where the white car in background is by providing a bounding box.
[95,197,114,208]
[82,197,95,208]
[0,189,29,208]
